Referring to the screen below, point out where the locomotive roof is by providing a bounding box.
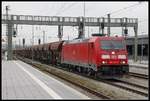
[98,36,124,40]
[64,36,124,44]
[65,38,90,44]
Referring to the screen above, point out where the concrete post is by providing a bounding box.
[78,17,84,39]
[32,25,34,62]
[58,25,63,41]
[98,18,101,34]
[134,24,138,62]
[122,27,124,36]
[7,23,13,60]
[23,38,25,48]
[83,17,85,38]
[58,25,61,41]
[107,14,110,36]
[102,17,105,35]
[43,31,45,44]
[6,5,13,60]
[124,18,128,37]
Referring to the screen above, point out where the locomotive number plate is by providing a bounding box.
[111,55,117,59]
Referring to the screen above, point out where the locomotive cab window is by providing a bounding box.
[100,40,125,50]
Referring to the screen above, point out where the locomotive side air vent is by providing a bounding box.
[92,33,106,37]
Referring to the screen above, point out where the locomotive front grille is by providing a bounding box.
[98,65,129,74]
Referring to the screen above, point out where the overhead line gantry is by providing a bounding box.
[2,14,138,61]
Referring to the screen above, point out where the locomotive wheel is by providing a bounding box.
[82,68,87,74]
[91,69,96,76]
[77,66,82,73]
[87,68,92,76]
[87,69,96,76]
[68,64,73,72]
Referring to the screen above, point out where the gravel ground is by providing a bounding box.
[129,67,148,75]
[113,82,148,94]
[19,57,148,100]
[128,60,148,65]
[121,76,148,88]
[40,68,148,100]
[89,79,148,100]
[33,66,103,100]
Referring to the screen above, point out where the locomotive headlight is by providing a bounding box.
[102,61,105,64]
[101,55,110,59]
[118,55,126,59]
[102,61,107,64]
[122,61,125,64]
[120,61,126,64]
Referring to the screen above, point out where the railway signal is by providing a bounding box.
[101,23,104,30]
[13,30,17,37]
[38,39,41,45]
[23,38,25,47]
[124,29,128,36]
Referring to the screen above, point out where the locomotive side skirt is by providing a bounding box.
[61,60,97,71]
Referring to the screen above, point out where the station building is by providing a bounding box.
[125,34,148,60]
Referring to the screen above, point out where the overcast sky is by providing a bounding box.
[2,1,148,46]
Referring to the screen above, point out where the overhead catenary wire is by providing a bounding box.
[83,2,85,38]
[102,2,143,17]
[113,3,147,18]
[55,3,66,16]
[55,3,77,16]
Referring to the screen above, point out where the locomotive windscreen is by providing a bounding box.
[100,40,125,50]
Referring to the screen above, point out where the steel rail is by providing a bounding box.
[15,56,111,100]
[129,72,148,80]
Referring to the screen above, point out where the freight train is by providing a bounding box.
[14,34,129,78]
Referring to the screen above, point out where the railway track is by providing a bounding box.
[108,79,148,97]
[52,62,149,97]
[16,56,148,98]
[128,72,148,80]
[57,68,148,97]
[56,68,149,97]
[114,78,148,90]
[15,56,111,100]
[129,65,148,70]
[72,72,149,97]
[42,70,110,99]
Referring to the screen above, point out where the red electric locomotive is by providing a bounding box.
[14,33,129,78]
[61,34,129,78]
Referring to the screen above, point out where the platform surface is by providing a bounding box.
[2,60,90,99]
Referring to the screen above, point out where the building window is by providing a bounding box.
[143,44,148,56]
[127,45,133,55]
[137,44,148,56]
[138,44,141,56]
